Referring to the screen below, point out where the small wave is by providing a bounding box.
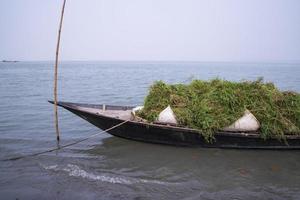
[44,165,58,170]
[43,164,172,185]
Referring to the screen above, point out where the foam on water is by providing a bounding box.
[43,164,172,185]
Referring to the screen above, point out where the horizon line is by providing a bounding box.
[2,59,300,64]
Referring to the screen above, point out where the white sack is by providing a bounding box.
[131,106,144,116]
[158,105,177,124]
[224,109,260,131]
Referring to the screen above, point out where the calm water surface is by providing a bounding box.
[0,61,300,200]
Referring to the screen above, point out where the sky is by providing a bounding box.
[0,0,300,62]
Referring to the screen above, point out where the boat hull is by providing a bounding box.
[52,101,300,149]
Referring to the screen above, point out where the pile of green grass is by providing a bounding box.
[137,78,300,142]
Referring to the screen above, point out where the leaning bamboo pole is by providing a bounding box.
[54,0,67,141]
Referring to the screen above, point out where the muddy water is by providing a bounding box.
[0,61,299,199]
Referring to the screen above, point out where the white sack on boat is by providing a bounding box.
[224,110,260,131]
[131,106,144,116]
[158,105,178,124]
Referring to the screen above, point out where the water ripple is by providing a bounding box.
[43,164,176,186]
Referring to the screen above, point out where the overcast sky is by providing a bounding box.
[0,0,299,62]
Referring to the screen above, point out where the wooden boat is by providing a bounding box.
[49,101,300,149]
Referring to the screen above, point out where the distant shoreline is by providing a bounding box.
[4,60,299,65]
[2,60,19,63]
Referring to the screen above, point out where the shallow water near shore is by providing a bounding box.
[0,61,300,199]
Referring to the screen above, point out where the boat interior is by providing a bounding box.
[61,102,135,121]
[56,101,261,131]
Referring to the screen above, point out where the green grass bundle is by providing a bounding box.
[137,78,300,142]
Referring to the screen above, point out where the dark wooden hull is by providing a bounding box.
[51,101,300,149]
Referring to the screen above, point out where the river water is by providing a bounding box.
[0,61,299,199]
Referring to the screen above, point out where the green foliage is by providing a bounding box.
[138,78,300,142]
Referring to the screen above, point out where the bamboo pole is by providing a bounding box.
[54,0,67,141]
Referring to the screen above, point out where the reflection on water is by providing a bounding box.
[38,137,300,199]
